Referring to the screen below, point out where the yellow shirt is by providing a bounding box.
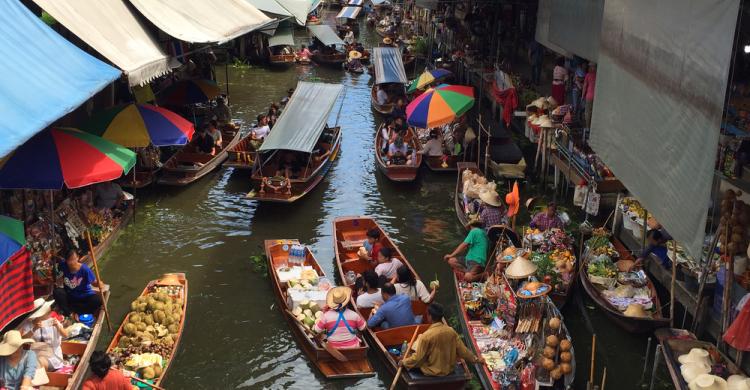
[403,322,477,376]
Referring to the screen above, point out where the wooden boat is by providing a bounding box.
[424,154,459,172]
[264,239,376,378]
[452,272,576,389]
[375,125,422,182]
[454,162,481,229]
[80,202,134,268]
[158,124,241,185]
[44,290,109,389]
[297,57,312,65]
[106,273,188,388]
[375,26,392,38]
[268,48,296,67]
[333,216,471,389]
[312,51,347,66]
[224,133,257,170]
[579,238,670,333]
[247,126,341,202]
[370,84,395,114]
[118,169,159,189]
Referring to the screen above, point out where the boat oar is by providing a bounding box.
[85,231,113,333]
[285,309,348,362]
[389,326,420,390]
[112,368,166,390]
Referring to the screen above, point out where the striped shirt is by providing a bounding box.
[314,308,365,348]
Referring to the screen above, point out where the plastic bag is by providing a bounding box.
[573,184,587,207]
[586,188,601,216]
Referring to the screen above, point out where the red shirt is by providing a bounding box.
[370,242,383,261]
[82,371,133,390]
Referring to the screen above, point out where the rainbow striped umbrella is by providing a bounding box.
[81,103,194,147]
[158,79,220,106]
[407,69,452,93]
[0,128,135,189]
[406,84,475,128]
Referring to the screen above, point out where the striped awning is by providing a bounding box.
[336,6,361,19]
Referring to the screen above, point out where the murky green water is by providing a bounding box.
[95,10,668,390]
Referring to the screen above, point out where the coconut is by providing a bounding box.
[560,352,572,363]
[550,367,563,380]
[559,339,572,351]
[542,358,555,371]
[543,346,556,359]
[546,335,560,347]
[548,317,561,330]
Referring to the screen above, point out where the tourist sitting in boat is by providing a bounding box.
[251,114,271,141]
[94,181,124,210]
[313,287,366,349]
[395,266,436,303]
[297,45,312,60]
[20,299,67,371]
[212,96,232,125]
[380,122,395,153]
[443,218,489,282]
[207,120,223,149]
[53,249,104,318]
[393,116,408,132]
[478,190,508,230]
[387,137,413,165]
[281,88,294,105]
[344,30,355,45]
[194,126,216,155]
[359,228,383,263]
[0,330,38,390]
[277,151,303,178]
[375,84,389,106]
[632,229,671,271]
[400,303,483,375]
[375,247,404,280]
[391,98,407,120]
[356,270,385,308]
[321,44,338,55]
[82,350,132,389]
[529,202,564,231]
[367,283,417,329]
[419,129,444,157]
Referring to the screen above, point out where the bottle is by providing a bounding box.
[400,340,408,356]
[345,270,356,285]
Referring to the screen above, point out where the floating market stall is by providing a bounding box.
[522,228,577,309]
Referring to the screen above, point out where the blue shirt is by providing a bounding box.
[59,261,97,299]
[643,245,671,269]
[367,294,416,329]
[0,350,37,390]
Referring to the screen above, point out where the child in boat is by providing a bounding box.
[314,287,365,349]
[374,247,404,281]
[358,228,383,264]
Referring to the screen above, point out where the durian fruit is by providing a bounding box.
[147,299,159,312]
[118,336,131,348]
[124,323,137,336]
[137,302,148,312]
[154,302,165,311]
[168,324,178,334]
[136,322,147,332]
[142,366,156,380]
[129,313,142,324]
[143,314,154,326]
[154,310,166,324]
[130,301,139,311]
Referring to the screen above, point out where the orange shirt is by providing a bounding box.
[82,371,133,390]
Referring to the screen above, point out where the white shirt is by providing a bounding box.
[395,280,431,303]
[376,89,389,105]
[252,125,270,139]
[20,319,64,370]
[344,31,355,45]
[381,127,391,150]
[421,138,443,156]
[356,290,385,308]
[375,258,404,279]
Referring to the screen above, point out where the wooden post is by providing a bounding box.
[85,231,113,332]
[649,345,662,390]
[589,333,596,385]
[670,240,676,327]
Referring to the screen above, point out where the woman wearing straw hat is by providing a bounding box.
[313,287,366,349]
[19,299,67,371]
[443,218,489,282]
[477,190,508,232]
[0,330,37,390]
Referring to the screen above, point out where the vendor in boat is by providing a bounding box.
[20,299,67,371]
[375,247,404,281]
[400,303,483,375]
[375,84,390,106]
[367,283,417,329]
[387,137,413,166]
[194,126,216,155]
[347,51,363,71]
[359,228,383,263]
[443,218,489,282]
[529,202,564,231]
[297,45,312,61]
[0,330,38,390]
[395,266,436,304]
[418,129,444,157]
[356,270,385,308]
[212,96,232,125]
[632,229,671,270]
[393,116,408,133]
[94,181,125,210]
[82,350,133,389]
[207,120,223,149]
[277,151,303,178]
[53,249,104,318]
[313,287,366,349]
[478,190,508,230]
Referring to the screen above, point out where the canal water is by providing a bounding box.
[97,10,669,390]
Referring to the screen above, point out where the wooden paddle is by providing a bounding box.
[285,309,349,362]
[85,231,113,333]
[390,326,420,390]
[111,368,166,390]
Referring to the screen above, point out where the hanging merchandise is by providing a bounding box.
[573,182,587,207]
[586,186,600,216]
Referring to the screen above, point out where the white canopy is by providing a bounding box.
[32,0,171,86]
[307,25,344,46]
[275,0,318,25]
[129,0,273,43]
[336,6,361,19]
[247,0,291,17]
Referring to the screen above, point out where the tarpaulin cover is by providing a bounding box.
[307,24,345,46]
[129,0,273,43]
[548,0,603,61]
[371,0,390,5]
[534,0,571,57]
[589,0,740,259]
[348,0,363,6]
[268,28,295,47]
[337,6,362,19]
[275,0,318,25]
[0,0,120,159]
[247,0,292,17]
[259,82,343,153]
[32,0,171,86]
[372,47,408,85]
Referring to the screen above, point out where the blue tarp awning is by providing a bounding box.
[372,47,408,84]
[336,6,361,19]
[0,0,121,158]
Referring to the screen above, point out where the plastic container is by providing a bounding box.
[78,314,95,328]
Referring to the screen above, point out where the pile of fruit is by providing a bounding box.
[291,300,323,332]
[588,257,617,279]
[287,269,319,290]
[718,189,749,255]
[621,198,646,219]
[549,249,575,274]
[538,318,573,382]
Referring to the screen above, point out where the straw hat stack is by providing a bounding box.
[505,256,538,279]
[728,375,750,390]
[681,362,711,383]
[689,374,728,390]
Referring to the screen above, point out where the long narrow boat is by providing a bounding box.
[579,238,669,333]
[45,290,109,389]
[333,216,471,389]
[268,48,296,67]
[371,85,395,114]
[80,202,134,268]
[107,273,188,388]
[246,82,343,203]
[264,239,376,378]
[424,154,460,172]
[371,47,407,115]
[307,25,347,67]
[375,125,422,182]
[655,328,748,390]
[455,162,481,229]
[224,133,257,170]
[312,51,347,66]
[267,28,297,68]
[452,272,576,389]
[158,125,241,185]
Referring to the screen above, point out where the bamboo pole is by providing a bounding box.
[85,231,113,333]
[589,333,596,385]
[670,240,677,327]
[390,327,420,390]
[600,367,607,390]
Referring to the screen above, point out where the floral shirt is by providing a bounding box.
[530,212,564,231]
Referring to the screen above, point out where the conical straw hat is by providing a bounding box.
[505,256,538,279]
[689,374,728,390]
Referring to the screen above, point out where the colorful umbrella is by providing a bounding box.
[81,104,195,147]
[407,69,452,93]
[406,84,475,128]
[0,128,135,189]
[0,215,25,264]
[158,79,221,106]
